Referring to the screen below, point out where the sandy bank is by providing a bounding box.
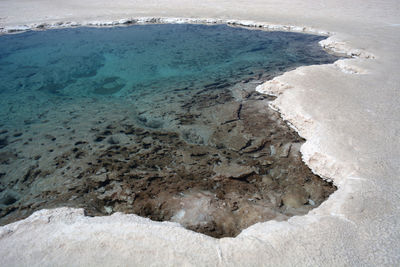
[0,0,399,265]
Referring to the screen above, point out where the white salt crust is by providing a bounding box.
[0,1,399,264]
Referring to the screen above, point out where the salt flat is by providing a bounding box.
[0,0,399,265]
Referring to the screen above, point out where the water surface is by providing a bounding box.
[0,24,338,237]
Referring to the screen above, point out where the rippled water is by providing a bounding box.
[0,24,339,237]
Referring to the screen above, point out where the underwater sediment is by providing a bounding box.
[0,24,339,237]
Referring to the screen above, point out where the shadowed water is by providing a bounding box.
[0,24,339,237]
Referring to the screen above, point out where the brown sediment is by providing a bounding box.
[0,78,335,238]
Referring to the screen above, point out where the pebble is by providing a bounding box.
[104,206,113,214]
[142,136,153,145]
[270,145,276,156]
[95,167,107,175]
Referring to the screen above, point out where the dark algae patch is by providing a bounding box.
[0,24,339,238]
[93,76,126,95]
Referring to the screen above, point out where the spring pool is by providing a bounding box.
[0,24,338,237]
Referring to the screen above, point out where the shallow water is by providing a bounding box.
[0,24,337,128]
[0,24,338,237]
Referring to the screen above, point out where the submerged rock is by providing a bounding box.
[0,24,338,238]
[282,187,309,208]
[93,76,125,95]
[0,137,8,149]
[213,163,257,179]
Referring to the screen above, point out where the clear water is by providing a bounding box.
[0,24,338,127]
[0,24,339,236]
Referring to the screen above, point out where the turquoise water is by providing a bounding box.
[0,24,339,233]
[1,24,335,94]
[0,24,338,110]
[0,24,340,130]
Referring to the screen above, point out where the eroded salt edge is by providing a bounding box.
[0,16,375,59]
[0,17,376,238]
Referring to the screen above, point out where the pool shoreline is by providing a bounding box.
[0,24,339,236]
[0,0,399,265]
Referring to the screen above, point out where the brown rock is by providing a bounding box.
[213,162,257,179]
[282,187,309,208]
[278,143,292,158]
[212,101,241,124]
[242,138,268,153]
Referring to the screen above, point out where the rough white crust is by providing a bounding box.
[0,17,331,35]
[0,1,399,263]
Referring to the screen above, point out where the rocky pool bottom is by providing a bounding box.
[0,79,335,238]
[0,24,338,238]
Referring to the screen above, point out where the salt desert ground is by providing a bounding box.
[0,0,399,265]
